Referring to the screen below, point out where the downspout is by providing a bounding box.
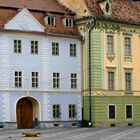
[88,16,96,126]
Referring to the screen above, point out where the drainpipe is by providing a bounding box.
[88,16,96,126]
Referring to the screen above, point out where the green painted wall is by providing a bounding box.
[90,29,102,90]
[83,96,140,127]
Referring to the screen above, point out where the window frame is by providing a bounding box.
[70,43,77,57]
[70,73,77,89]
[31,72,39,88]
[52,42,59,56]
[125,104,133,119]
[31,40,39,54]
[53,104,61,119]
[125,71,132,91]
[108,104,116,119]
[53,72,60,89]
[46,16,55,26]
[69,104,77,119]
[108,71,115,90]
[107,34,114,54]
[13,40,22,54]
[14,71,22,88]
[124,37,131,57]
[64,18,74,27]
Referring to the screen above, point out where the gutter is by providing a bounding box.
[88,16,96,126]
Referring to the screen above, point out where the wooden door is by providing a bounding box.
[16,98,33,129]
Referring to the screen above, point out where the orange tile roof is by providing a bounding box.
[0,0,80,37]
[85,0,140,25]
[0,0,67,13]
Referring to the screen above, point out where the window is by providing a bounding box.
[14,40,22,53]
[15,71,22,87]
[70,44,77,57]
[45,16,55,26]
[53,104,60,118]
[31,72,39,88]
[125,72,132,91]
[125,37,131,56]
[126,105,132,118]
[109,105,115,119]
[107,35,114,54]
[52,42,59,55]
[71,73,77,89]
[64,18,74,27]
[108,71,115,90]
[53,73,60,88]
[69,104,76,118]
[31,41,38,54]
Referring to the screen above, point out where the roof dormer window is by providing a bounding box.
[44,16,55,26]
[98,0,112,16]
[64,18,74,27]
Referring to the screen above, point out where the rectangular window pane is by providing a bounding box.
[52,42,59,55]
[53,73,60,88]
[53,104,60,118]
[32,72,39,88]
[71,73,77,88]
[48,17,55,26]
[107,35,114,54]
[125,72,132,91]
[108,71,114,90]
[31,41,38,54]
[69,104,76,118]
[70,44,76,57]
[14,71,22,87]
[14,40,22,53]
[65,19,73,27]
[109,105,115,119]
[126,105,132,118]
[125,37,131,56]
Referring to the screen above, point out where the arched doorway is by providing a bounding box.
[16,97,39,129]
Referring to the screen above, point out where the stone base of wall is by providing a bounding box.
[2,122,17,129]
[1,121,81,129]
[39,121,81,128]
[93,122,140,128]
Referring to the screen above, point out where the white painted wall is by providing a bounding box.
[0,33,82,122]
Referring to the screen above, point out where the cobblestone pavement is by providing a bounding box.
[0,127,140,140]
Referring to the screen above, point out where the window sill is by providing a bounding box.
[124,91,133,95]
[124,55,132,62]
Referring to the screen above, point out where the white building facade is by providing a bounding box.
[0,7,82,128]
